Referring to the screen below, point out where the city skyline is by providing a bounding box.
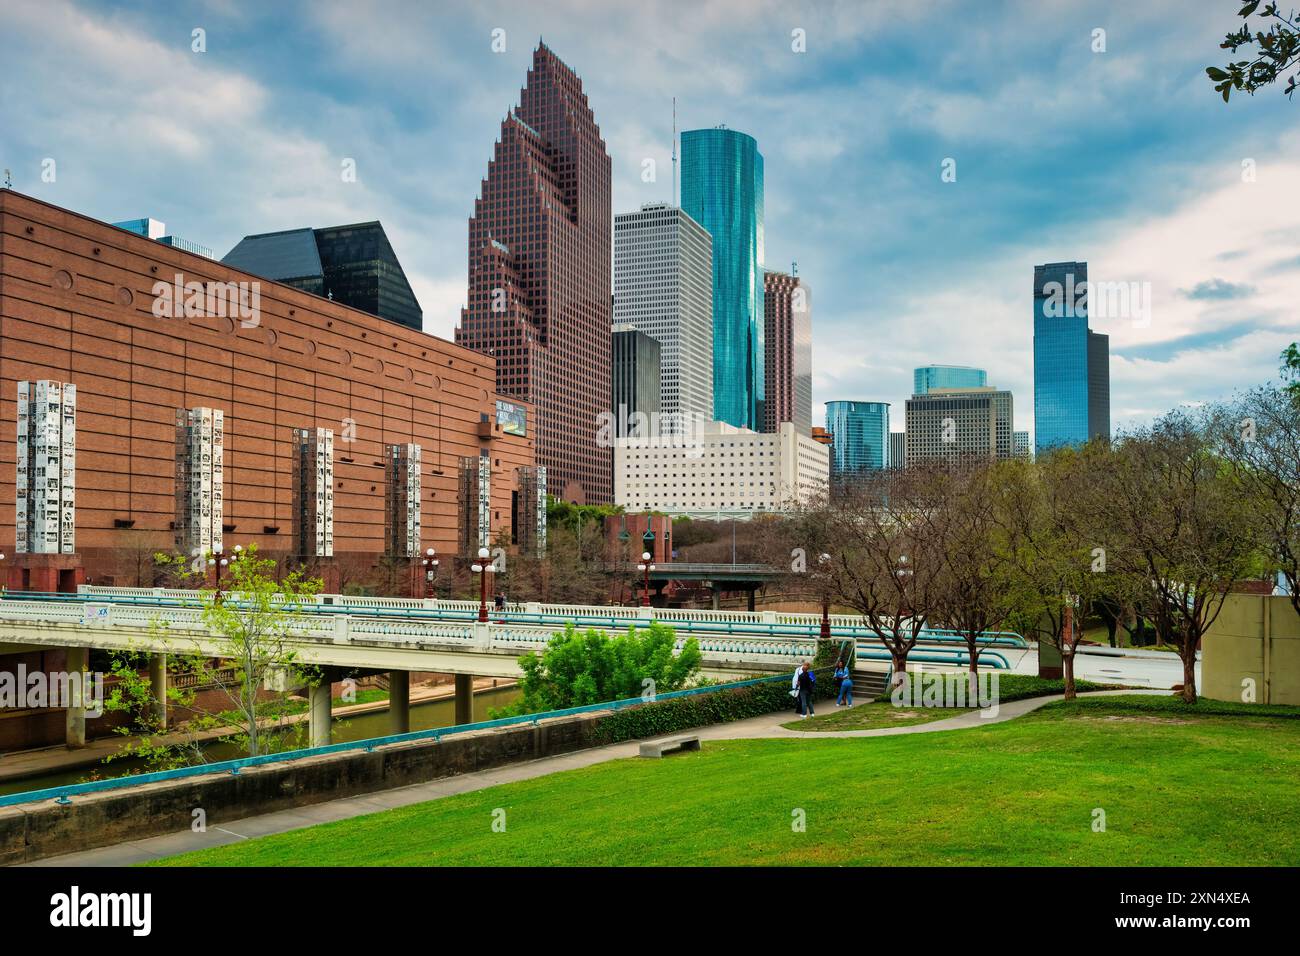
[2,1,1298,445]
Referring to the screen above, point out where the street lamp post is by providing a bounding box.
[0,550,6,596]
[637,551,656,608]
[421,548,439,600]
[472,546,491,622]
[818,553,832,640]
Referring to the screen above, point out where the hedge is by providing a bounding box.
[591,665,838,745]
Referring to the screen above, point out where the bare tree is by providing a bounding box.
[1214,384,1300,620]
[814,464,955,688]
[933,461,1021,699]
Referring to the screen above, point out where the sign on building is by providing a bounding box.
[458,454,492,552]
[292,427,334,558]
[384,443,422,557]
[174,407,225,557]
[517,464,547,557]
[15,380,76,554]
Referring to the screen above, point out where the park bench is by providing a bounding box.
[638,735,702,758]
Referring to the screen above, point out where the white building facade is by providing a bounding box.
[615,420,828,518]
[613,203,713,433]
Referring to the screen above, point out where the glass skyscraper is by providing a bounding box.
[913,365,986,396]
[681,127,765,430]
[825,401,890,481]
[1033,261,1110,455]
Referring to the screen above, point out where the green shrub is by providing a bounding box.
[590,666,835,744]
[498,621,702,716]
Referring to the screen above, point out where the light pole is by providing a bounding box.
[637,551,656,608]
[0,550,6,596]
[421,547,439,600]
[818,553,832,640]
[471,546,491,622]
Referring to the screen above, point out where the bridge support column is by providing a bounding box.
[149,653,168,731]
[309,677,333,747]
[454,673,473,725]
[389,670,410,735]
[711,588,720,611]
[747,587,756,612]
[64,646,88,749]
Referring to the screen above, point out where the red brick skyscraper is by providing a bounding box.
[456,44,612,503]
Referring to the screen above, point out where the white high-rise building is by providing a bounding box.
[613,203,713,434]
[615,420,828,519]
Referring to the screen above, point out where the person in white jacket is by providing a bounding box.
[792,660,807,715]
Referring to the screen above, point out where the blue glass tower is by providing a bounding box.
[913,365,987,395]
[1033,261,1109,455]
[825,401,890,481]
[681,127,764,429]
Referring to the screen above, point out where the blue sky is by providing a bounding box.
[2,0,1297,440]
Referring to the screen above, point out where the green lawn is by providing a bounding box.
[781,701,972,731]
[150,696,1300,867]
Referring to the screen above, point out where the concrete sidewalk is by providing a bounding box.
[20,689,1164,867]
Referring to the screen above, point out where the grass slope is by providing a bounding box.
[152,696,1300,867]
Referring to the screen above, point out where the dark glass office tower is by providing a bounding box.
[222,222,422,330]
[611,326,662,437]
[456,43,613,504]
[1033,260,1109,454]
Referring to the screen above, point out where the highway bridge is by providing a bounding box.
[0,586,1025,749]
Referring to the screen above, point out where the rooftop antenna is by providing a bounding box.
[792,260,798,277]
[671,97,677,207]
[2,169,11,189]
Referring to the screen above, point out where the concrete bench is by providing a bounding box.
[638,735,702,758]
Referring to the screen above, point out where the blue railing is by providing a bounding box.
[0,673,789,809]
[2,592,1028,647]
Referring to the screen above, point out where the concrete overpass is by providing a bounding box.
[0,587,1024,750]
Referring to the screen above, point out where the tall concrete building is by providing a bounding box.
[610,325,661,438]
[223,222,422,330]
[456,44,613,503]
[913,365,986,396]
[681,127,765,430]
[905,387,1014,464]
[615,421,828,518]
[763,268,811,435]
[1033,261,1110,455]
[612,203,713,433]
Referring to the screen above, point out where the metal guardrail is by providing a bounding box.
[21,590,1028,648]
[0,674,790,809]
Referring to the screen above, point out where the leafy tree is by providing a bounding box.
[503,621,701,714]
[1091,412,1264,702]
[1208,2,1300,101]
[1282,342,1300,401]
[151,543,324,757]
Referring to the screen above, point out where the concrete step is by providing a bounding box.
[852,670,890,699]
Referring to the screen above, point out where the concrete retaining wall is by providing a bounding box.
[1203,594,1300,705]
[0,713,601,865]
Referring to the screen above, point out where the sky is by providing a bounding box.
[2,0,1297,441]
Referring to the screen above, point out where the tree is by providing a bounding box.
[1208,2,1300,101]
[994,448,1111,699]
[502,621,702,714]
[1094,412,1264,702]
[1213,383,1300,619]
[1282,342,1300,401]
[813,464,953,689]
[153,543,324,757]
[933,461,1022,700]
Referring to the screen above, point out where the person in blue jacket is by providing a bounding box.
[834,660,853,707]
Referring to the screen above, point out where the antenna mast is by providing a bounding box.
[671,97,677,206]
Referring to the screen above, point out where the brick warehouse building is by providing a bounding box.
[0,189,539,592]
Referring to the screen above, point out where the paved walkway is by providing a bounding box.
[21,689,1164,867]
